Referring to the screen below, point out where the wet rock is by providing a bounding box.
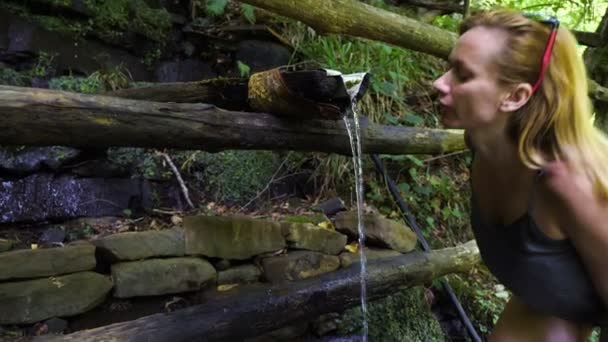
[112,257,216,298]
[0,238,13,252]
[184,215,286,260]
[27,317,68,336]
[92,228,185,261]
[0,272,112,324]
[217,264,261,285]
[261,250,340,283]
[235,40,291,73]
[339,247,402,268]
[282,222,347,255]
[2,14,153,80]
[333,211,418,253]
[0,174,152,223]
[154,58,216,82]
[38,226,66,246]
[0,242,96,281]
[0,146,81,175]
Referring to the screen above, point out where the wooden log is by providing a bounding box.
[0,85,465,154]
[107,78,250,110]
[44,240,480,342]
[237,0,608,102]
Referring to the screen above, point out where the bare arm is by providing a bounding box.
[543,161,608,307]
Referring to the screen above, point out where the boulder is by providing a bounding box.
[0,272,112,324]
[112,257,216,298]
[261,251,340,283]
[0,146,81,175]
[92,228,185,261]
[184,215,286,260]
[217,264,261,285]
[282,222,347,255]
[333,211,417,253]
[0,243,96,281]
[339,247,402,268]
[0,173,151,223]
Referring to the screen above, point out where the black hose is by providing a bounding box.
[371,154,482,342]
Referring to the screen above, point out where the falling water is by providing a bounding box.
[343,100,368,341]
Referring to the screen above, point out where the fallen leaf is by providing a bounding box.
[345,242,358,253]
[317,221,335,231]
[171,215,183,225]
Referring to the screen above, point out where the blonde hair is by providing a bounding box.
[461,9,608,199]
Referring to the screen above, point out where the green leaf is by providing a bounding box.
[241,4,256,24]
[206,0,228,16]
[405,155,424,167]
[237,60,251,78]
[404,112,424,125]
[398,182,410,193]
[383,111,400,125]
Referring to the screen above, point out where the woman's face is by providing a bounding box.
[433,27,511,129]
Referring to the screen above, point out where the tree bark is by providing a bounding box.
[107,78,250,110]
[46,240,480,342]
[0,85,465,154]
[241,0,457,60]
[237,0,608,102]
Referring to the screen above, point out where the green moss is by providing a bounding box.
[130,0,172,43]
[336,287,445,341]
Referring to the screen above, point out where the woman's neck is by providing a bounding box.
[467,126,521,170]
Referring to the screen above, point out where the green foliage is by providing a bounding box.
[241,4,256,24]
[48,75,104,94]
[236,60,251,78]
[446,272,509,338]
[337,287,445,341]
[196,150,283,204]
[0,68,29,87]
[204,0,229,16]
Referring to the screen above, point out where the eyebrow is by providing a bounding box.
[449,56,474,73]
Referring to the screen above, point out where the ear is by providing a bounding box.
[499,83,533,113]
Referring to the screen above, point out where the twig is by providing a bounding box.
[422,150,469,163]
[237,153,292,213]
[152,208,183,215]
[156,151,195,209]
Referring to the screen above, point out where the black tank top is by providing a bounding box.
[470,170,606,324]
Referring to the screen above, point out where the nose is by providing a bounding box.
[433,71,451,96]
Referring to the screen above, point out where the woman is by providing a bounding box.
[433,9,608,341]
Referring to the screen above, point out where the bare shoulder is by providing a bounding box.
[540,160,608,234]
[541,160,595,204]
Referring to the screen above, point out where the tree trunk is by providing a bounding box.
[0,85,465,154]
[238,0,608,102]
[585,8,608,131]
[46,240,480,342]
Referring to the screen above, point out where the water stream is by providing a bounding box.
[343,100,368,341]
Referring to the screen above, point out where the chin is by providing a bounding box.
[441,117,462,129]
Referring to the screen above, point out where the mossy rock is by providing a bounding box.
[335,286,445,341]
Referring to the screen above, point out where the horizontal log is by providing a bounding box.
[0,85,466,154]
[238,0,608,102]
[46,240,480,341]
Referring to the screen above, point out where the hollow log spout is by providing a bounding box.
[45,240,480,342]
[0,85,466,155]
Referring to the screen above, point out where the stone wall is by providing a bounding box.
[0,211,443,340]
